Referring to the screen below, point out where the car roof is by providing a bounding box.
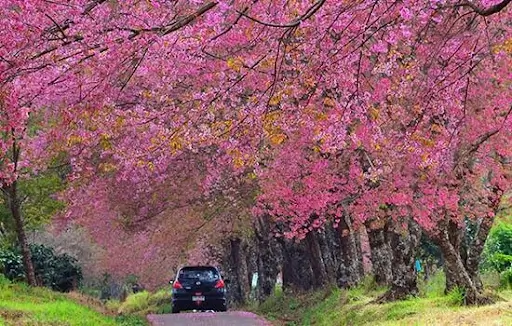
[179,265,218,270]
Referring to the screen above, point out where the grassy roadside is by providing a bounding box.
[252,273,512,326]
[0,276,147,326]
[105,289,172,316]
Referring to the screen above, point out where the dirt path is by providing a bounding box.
[147,311,272,326]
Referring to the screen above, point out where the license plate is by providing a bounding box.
[192,296,205,301]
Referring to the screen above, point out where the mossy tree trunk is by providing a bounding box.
[377,219,421,302]
[436,218,495,305]
[366,218,393,286]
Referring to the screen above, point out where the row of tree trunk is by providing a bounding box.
[221,214,493,306]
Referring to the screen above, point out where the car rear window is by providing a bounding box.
[178,267,219,281]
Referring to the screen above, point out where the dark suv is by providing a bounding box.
[170,266,229,313]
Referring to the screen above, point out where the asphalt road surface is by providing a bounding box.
[147,311,272,326]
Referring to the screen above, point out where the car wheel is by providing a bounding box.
[217,306,227,312]
[171,306,180,314]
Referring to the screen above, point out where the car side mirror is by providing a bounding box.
[169,279,174,285]
[224,279,231,284]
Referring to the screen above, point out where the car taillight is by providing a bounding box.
[173,280,183,289]
[215,279,225,289]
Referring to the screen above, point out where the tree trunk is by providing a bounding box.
[465,218,493,291]
[366,219,393,286]
[279,237,314,291]
[354,227,366,278]
[436,218,494,305]
[254,215,280,302]
[436,224,492,305]
[245,242,259,301]
[337,215,363,288]
[324,223,342,273]
[444,220,464,292]
[279,229,338,292]
[377,219,421,302]
[305,231,328,287]
[5,182,37,286]
[316,229,338,285]
[222,237,251,306]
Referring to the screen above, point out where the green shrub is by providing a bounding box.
[0,248,25,281]
[499,268,512,289]
[256,289,288,315]
[80,285,102,298]
[481,221,512,273]
[345,275,386,302]
[148,289,172,307]
[0,243,82,292]
[117,289,171,315]
[106,299,122,312]
[490,253,512,272]
[0,273,11,286]
[118,291,150,314]
[446,287,464,306]
[418,270,446,298]
[481,271,501,290]
[346,286,365,302]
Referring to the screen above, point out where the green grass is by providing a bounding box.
[0,276,147,326]
[253,286,335,324]
[253,272,512,326]
[116,289,172,316]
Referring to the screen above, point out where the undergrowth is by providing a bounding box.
[0,275,147,326]
[114,288,172,316]
[253,271,512,326]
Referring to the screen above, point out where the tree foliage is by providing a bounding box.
[482,220,512,273]
[0,171,65,253]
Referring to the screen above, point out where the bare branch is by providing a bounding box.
[83,0,107,15]
[44,14,68,41]
[454,105,512,169]
[209,6,248,42]
[160,2,217,35]
[457,0,511,16]
[467,105,512,155]
[237,0,326,28]
[119,47,149,92]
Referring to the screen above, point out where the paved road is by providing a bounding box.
[147,311,272,326]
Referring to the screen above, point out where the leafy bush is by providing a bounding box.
[105,299,122,312]
[0,248,25,281]
[118,291,151,314]
[0,243,82,292]
[445,287,464,306]
[481,221,512,273]
[480,271,501,290]
[117,289,171,315]
[500,268,512,289]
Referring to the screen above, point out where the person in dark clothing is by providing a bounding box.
[132,283,144,293]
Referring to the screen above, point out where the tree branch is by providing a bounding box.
[44,14,68,41]
[237,0,326,28]
[454,105,512,169]
[458,0,511,16]
[160,2,217,35]
[83,0,107,15]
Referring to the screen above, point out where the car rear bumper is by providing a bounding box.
[172,296,227,311]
